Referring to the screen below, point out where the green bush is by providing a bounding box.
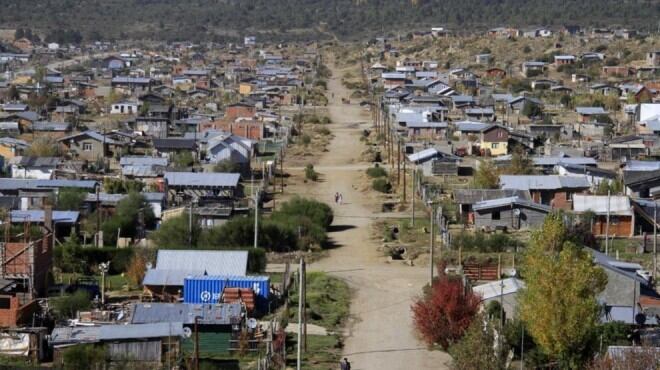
[62,344,106,370]
[372,178,392,193]
[52,290,91,320]
[305,164,318,181]
[366,165,387,178]
[54,244,134,275]
[199,215,297,253]
[300,134,312,146]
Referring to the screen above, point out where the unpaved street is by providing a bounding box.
[287,58,451,370]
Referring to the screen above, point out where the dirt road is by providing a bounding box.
[289,58,451,369]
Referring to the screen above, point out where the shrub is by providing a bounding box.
[213,160,242,173]
[300,134,312,146]
[412,264,480,348]
[372,178,391,193]
[52,290,91,320]
[366,165,387,178]
[304,164,318,181]
[62,345,106,370]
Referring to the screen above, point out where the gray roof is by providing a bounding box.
[0,179,97,191]
[532,156,597,167]
[32,121,71,132]
[84,192,165,204]
[164,172,240,188]
[407,148,458,163]
[499,175,590,190]
[8,156,61,167]
[120,156,168,167]
[131,303,243,325]
[58,130,122,145]
[453,189,531,204]
[50,322,184,345]
[576,107,607,115]
[10,210,79,224]
[473,196,552,212]
[111,76,152,84]
[143,250,249,286]
[454,121,492,132]
[405,121,448,129]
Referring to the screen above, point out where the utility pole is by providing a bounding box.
[411,165,416,226]
[397,138,401,187]
[302,258,307,352]
[280,147,284,193]
[254,189,259,249]
[194,316,200,370]
[403,157,407,203]
[654,201,658,281]
[296,258,304,370]
[189,202,194,247]
[429,202,435,284]
[605,190,611,255]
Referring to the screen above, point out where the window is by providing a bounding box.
[0,297,10,309]
[492,211,501,220]
[491,143,499,149]
[82,143,93,151]
[565,192,572,201]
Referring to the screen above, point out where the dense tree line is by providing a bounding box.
[1,0,657,42]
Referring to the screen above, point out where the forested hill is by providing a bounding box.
[2,0,658,42]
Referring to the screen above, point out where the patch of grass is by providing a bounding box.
[58,273,132,291]
[287,334,343,370]
[290,272,350,330]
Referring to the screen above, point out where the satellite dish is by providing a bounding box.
[247,318,258,330]
[183,327,192,338]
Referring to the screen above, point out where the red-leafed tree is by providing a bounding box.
[412,264,481,349]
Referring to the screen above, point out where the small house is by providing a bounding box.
[499,175,590,209]
[576,107,608,123]
[406,148,460,176]
[573,195,634,237]
[473,196,551,231]
[9,157,61,180]
[453,189,531,225]
[57,130,125,162]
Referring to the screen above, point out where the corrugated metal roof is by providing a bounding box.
[8,156,61,167]
[164,172,240,188]
[156,250,247,275]
[576,107,607,115]
[499,175,590,190]
[532,156,596,166]
[50,322,184,345]
[454,121,491,132]
[572,195,632,215]
[624,160,660,172]
[473,196,551,212]
[473,278,525,301]
[0,179,97,191]
[120,156,168,167]
[131,303,243,325]
[11,210,79,224]
[453,189,531,204]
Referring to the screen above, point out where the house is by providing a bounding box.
[152,138,197,158]
[499,175,590,209]
[164,172,241,204]
[110,100,142,115]
[0,137,28,160]
[573,195,634,237]
[647,51,660,66]
[205,132,254,171]
[531,79,557,90]
[130,303,246,359]
[9,157,60,180]
[554,163,617,188]
[589,83,621,96]
[132,117,169,138]
[581,52,606,63]
[531,155,596,173]
[485,68,506,79]
[554,55,576,65]
[381,72,408,90]
[142,249,248,300]
[453,189,531,225]
[602,66,632,78]
[473,278,525,320]
[576,107,608,123]
[101,56,129,70]
[0,179,97,210]
[478,124,509,156]
[624,169,660,198]
[475,54,492,65]
[619,84,652,103]
[608,135,649,161]
[50,322,184,367]
[473,196,551,231]
[84,192,166,219]
[57,130,125,161]
[406,148,460,176]
[119,156,168,180]
[521,61,546,76]
[507,96,543,114]
[465,107,495,122]
[111,76,152,92]
[590,249,660,325]
[225,102,256,120]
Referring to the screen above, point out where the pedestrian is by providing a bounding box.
[334,192,339,204]
[338,193,343,205]
[344,358,351,370]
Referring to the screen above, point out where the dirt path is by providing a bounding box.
[287,57,451,370]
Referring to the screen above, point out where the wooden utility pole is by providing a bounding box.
[280,147,284,193]
[302,259,307,352]
[429,203,435,284]
[403,158,407,203]
[654,201,657,281]
[397,138,401,187]
[605,190,611,255]
[296,258,304,370]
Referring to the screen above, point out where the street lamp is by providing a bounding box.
[98,261,110,306]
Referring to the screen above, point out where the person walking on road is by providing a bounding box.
[338,193,343,205]
[334,192,339,204]
[340,358,351,370]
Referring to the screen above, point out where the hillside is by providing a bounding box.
[1,0,658,42]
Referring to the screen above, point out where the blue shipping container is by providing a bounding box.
[184,275,270,312]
